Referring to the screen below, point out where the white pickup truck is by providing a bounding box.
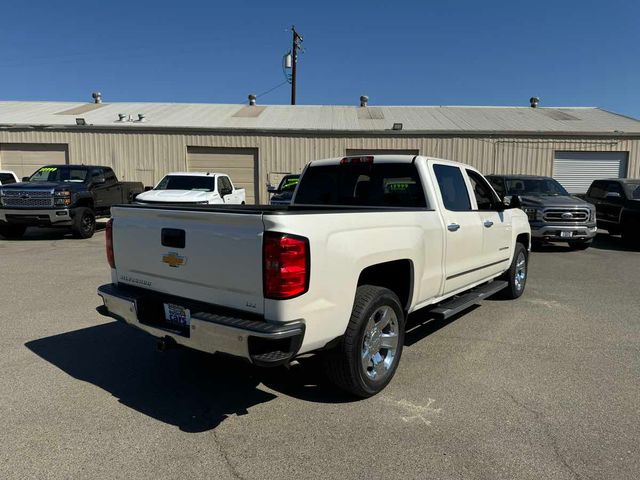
[135,172,246,205]
[98,155,531,397]
[0,170,19,185]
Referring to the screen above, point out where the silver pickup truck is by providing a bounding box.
[487,175,597,250]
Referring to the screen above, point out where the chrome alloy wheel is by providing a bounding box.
[514,251,527,292]
[361,305,400,382]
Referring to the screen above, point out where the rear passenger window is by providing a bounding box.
[433,164,471,211]
[588,182,607,199]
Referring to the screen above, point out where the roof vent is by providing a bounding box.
[137,113,146,122]
[248,94,257,106]
[117,113,128,122]
[360,95,369,107]
[92,92,102,104]
[529,96,540,108]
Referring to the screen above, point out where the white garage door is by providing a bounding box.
[0,144,68,180]
[553,151,628,194]
[187,147,258,204]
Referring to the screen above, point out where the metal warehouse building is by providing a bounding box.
[1,97,640,203]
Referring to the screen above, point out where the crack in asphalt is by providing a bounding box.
[212,427,246,480]
[501,389,590,480]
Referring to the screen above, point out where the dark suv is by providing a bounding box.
[487,175,596,250]
[582,179,640,245]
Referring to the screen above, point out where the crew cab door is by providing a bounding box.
[465,169,512,276]
[600,181,625,225]
[432,163,485,294]
[91,168,120,208]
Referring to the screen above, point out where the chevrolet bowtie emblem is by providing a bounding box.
[162,252,187,268]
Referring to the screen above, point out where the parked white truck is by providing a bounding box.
[135,172,246,205]
[98,155,531,397]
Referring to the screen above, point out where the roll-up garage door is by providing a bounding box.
[186,147,258,204]
[0,144,68,180]
[553,151,628,194]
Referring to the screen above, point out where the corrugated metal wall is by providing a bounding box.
[1,129,638,203]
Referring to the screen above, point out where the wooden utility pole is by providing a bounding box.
[290,26,303,105]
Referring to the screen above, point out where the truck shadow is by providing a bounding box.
[25,319,353,432]
[590,233,639,253]
[7,224,107,241]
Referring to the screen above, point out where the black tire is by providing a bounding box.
[568,239,592,250]
[498,243,528,299]
[323,285,405,398]
[0,224,26,239]
[71,207,96,239]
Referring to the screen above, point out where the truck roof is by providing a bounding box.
[308,154,472,169]
[486,174,551,180]
[162,172,223,177]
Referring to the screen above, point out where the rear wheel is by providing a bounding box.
[72,207,96,239]
[568,239,592,250]
[0,224,26,239]
[323,285,405,398]
[498,243,528,299]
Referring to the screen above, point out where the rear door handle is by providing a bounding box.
[447,223,460,232]
[484,220,494,228]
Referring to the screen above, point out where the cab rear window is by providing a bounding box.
[295,163,427,207]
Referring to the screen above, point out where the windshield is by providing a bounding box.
[278,175,300,192]
[624,182,640,199]
[155,175,215,191]
[504,178,569,196]
[29,166,89,183]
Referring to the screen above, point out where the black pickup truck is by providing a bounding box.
[0,165,143,239]
[581,179,640,245]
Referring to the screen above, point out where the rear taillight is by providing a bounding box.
[263,232,309,300]
[106,218,115,268]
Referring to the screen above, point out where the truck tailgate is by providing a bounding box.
[111,206,265,314]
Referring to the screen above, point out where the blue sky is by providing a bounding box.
[1,0,639,117]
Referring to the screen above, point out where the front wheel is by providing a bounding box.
[71,207,96,239]
[498,243,528,299]
[323,285,405,398]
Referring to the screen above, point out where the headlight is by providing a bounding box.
[523,207,538,221]
[590,209,596,222]
[54,191,72,206]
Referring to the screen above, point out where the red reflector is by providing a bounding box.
[263,232,309,300]
[106,218,115,269]
[340,156,374,165]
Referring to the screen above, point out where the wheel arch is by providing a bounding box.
[357,259,414,311]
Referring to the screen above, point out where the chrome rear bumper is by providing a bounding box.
[97,283,304,367]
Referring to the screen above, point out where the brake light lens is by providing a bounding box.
[263,232,309,299]
[340,156,374,165]
[106,218,115,268]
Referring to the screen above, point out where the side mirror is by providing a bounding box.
[503,195,522,209]
[267,185,278,193]
[22,176,30,182]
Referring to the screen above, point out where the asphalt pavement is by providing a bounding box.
[1,227,638,479]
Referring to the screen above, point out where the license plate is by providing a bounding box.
[163,303,191,327]
[560,231,573,238]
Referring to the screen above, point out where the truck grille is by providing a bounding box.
[1,190,53,208]
[542,208,589,222]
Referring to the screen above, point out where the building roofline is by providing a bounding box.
[1,123,639,138]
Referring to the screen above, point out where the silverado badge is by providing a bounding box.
[162,252,187,268]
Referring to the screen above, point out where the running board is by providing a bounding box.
[430,281,508,319]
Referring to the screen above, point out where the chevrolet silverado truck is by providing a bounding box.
[487,174,596,250]
[0,165,143,239]
[98,155,531,397]
[135,172,246,205]
[582,178,640,245]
